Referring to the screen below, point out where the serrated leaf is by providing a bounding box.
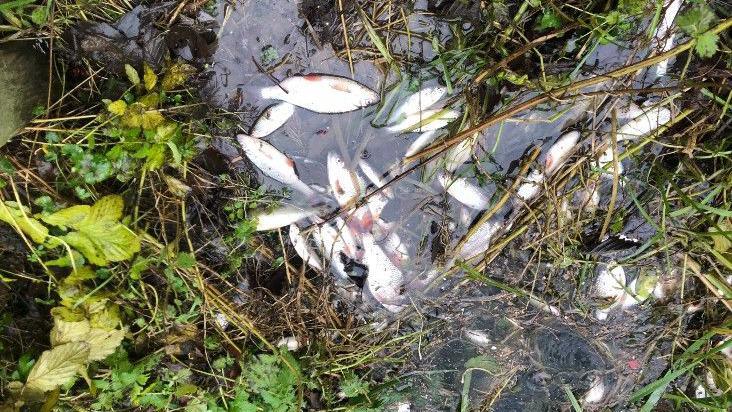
[141,111,164,131]
[125,64,140,86]
[25,342,90,393]
[161,63,196,91]
[143,64,157,91]
[107,100,127,116]
[85,328,125,361]
[30,6,47,26]
[41,196,139,266]
[694,31,718,58]
[0,201,48,243]
[50,318,91,347]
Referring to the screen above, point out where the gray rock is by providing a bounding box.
[0,42,48,147]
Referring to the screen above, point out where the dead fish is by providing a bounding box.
[437,171,490,210]
[457,218,504,261]
[597,146,624,176]
[254,205,316,231]
[404,129,443,158]
[373,219,409,266]
[289,224,323,271]
[260,74,379,113]
[358,160,392,219]
[616,106,672,141]
[250,102,295,138]
[358,160,391,194]
[362,233,404,310]
[237,134,315,197]
[386,108,460,133]
[389,86,447,123]
[544,131,580,175]
[443,133,476,172]
[327,152,363,206]
[515,170,545,203]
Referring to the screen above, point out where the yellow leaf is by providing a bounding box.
[63,266,96,286]
[40,196,139,266]
[24,342,90,393]
[161,63,197,91]
[143,64,158,91]
[0,201,48,243]
[50,317,91,347]
[50,307,86,322]
[85,328,125,361]
[124,64,140,86]
[106,100,127,116]
[141,110,165,131]
[138,93,160,108]
[710,219,732,253]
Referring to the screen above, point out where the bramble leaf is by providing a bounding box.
[0,201,48,243]
[25,342,90,393]
[41,195,140,266]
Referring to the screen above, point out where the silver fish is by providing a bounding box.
[362,234,404,309]
[616,106,672,141]
[515,169,544,203]
[254,205,316,231]
[260,74,379,113]
[250,102,295,138]
[289,224,323,271]
[237,134,315,197]
[389,86,447,123]
[404,129,443,158]
[386,108,460,133]
[327,152,363,206]
[544,131,580,175]
[437,171,490,210]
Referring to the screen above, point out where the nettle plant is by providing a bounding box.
[44,62,198,200]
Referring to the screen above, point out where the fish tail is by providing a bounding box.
[236,134,251,147]
[260,85,285,101]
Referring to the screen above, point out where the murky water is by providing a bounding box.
[201,0,678,409]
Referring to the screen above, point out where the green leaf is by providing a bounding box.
[0,201,48,243]
[143,64,157,91]
[30,6,47,25]
[125,64,140,86]
[536,10,561,31]
[42,195,140,266]
[677,5,716,36]
[176,252,196,269]
[25,342,90,393]
[694,31,718,58]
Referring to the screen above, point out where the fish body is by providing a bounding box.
[616,106,672,141]
[362,234,404,307]
[250,102,295,138]
[289,224,323,270]
[443,134,476,172]
[457,218,504,261]
[515,170,545,203]
[237,134,315,197]
[386,109,460,133]
[405,130,443,158]
[260,74,379,113]
[594,263,626,299]
[327,152,363,206]
[389,86,447,123]
[358,160,392,219]
[437,171,490,210]
[545,131,580,175]
[254,205,315,231]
